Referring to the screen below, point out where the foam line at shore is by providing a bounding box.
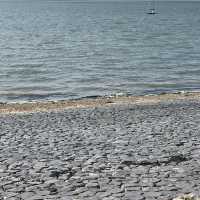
[1,91,200,114]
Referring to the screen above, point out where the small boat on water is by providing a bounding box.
[148,8,156,15]
[147,1,157,15]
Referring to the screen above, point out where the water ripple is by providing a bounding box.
[0,1,200,102]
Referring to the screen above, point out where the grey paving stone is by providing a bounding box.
[20,192,35,199]
[125,191,145,200]
[1,101,200,199]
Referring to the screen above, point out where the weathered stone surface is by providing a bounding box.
[125,191,145,200]
[20,192,35,199]
[1,100,200,199]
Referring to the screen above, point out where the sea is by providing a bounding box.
[1,1,200,102]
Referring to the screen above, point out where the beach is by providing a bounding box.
[1,1,200,199]
[0,93,200,200]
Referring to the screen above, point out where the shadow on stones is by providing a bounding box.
[122,154,189,167]
[49,169,76,179]
[167,154,189,164]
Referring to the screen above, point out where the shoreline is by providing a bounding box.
[1,94,200,199]
[1,91,200,114]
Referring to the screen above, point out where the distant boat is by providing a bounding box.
[147,1,157,15]
[148,8,156,15]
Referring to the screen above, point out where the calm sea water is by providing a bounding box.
[1,1,200,102]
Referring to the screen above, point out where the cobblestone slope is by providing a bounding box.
[0,100,200,200]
